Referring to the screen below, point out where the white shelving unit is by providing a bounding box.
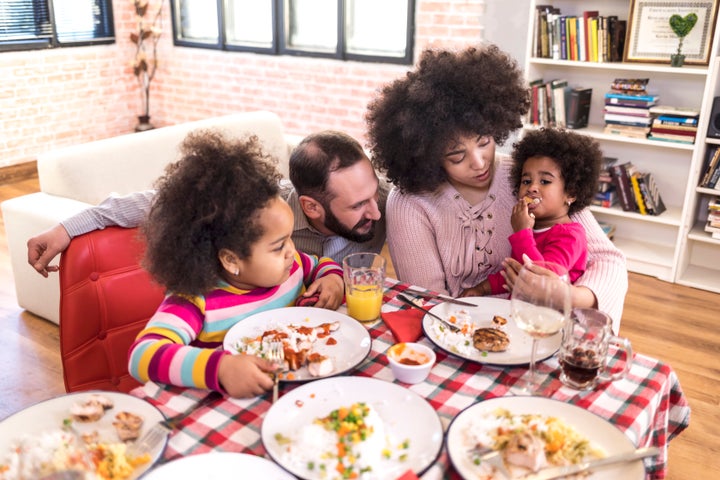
[525,0,720,291]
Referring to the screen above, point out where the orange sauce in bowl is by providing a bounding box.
[389,343,431,366]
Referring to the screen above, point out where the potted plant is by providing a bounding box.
[131,0,163,131]
[669,12,698,67]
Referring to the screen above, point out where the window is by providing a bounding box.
[0,0,114,52]
[170,0,414,64]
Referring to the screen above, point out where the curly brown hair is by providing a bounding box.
[510,128,602,215]
[365,44,530,193]
[141,130,283,295]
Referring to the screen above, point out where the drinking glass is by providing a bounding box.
[510,260,571,394]
[342,252,385,322]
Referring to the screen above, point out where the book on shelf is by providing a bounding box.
[567,87,592,129]
[604,114,652,126]
[704,221,720,239]
[583,10,599,61]
[629,172,647,215]
[649,127,697,140]
[552,79,569,128]
[603,124,650,138]
[653,114,699,126]
[650,120,698,132]
[647,133,695,144]
[707,164,720,189]
[604,104,652,116]
[593,188,618,208]
[640,172,667,215]
[609,162,637,212]
[700,147,720,187]
[607,16,626,62]
[648,105,700,118]
[611,78,649,92]
[605,91,659,103]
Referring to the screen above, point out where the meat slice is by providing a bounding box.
[307,353,334,377]
[113,411,144,442]
[472,328,510,352]
[503,431,548,472]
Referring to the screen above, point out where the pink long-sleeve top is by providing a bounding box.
[127,251,342,392]
[386,154,627,325]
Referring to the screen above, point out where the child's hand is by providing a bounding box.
[460,280,491,297]
[217,354,276,398]
[303,274,344,310]
[511,197,535,232]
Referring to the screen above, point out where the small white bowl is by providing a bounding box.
[386,342,436,384]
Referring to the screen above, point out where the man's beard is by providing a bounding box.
[322,204,376,243]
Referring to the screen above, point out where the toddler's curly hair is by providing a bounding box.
[141,129,283,295]
[510,128,602,214]
[365,44,530,193]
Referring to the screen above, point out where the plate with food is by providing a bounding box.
[421,297,561,366]
[446,396,646,479]
[0,391,166,479]
[261,376,444,480]
[143,452,294,479]
[223,306,372,382]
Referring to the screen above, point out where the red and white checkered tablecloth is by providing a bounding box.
[130,279,690,479]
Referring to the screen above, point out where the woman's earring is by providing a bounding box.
[233,268,239,276]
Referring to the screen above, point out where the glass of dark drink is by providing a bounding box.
[559,308,633,390]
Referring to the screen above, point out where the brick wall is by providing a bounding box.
[1,0,487,168]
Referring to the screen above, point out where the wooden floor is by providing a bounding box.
[0,175,718,479]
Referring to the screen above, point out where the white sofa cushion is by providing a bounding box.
[3,111,297,325]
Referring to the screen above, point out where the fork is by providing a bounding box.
[128,390,223,457]
[266,340,286,403]
[397,294,462,333]
[469,445,512,479]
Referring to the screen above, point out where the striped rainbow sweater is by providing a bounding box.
[127,251,341,391]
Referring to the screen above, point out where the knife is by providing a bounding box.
[401,287,478,307]
[521,446,660,480]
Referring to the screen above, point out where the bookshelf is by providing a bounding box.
[524,0,720,292]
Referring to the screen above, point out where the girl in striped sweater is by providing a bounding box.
[128,130,344,398]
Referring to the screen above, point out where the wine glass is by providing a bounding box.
[510,260,571,394]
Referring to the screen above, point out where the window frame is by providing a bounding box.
[0,0,115,53]
[169,0,414,64]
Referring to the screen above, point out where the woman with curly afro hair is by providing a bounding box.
[465,127,603,297]
[128,130,344,399]
[366,44,627,326]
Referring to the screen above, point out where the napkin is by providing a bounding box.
[381,308,425,343]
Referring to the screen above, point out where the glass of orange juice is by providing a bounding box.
[342,252,386,323]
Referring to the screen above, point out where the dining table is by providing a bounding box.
[129,278,690,479]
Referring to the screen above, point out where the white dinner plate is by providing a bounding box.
[422,297,561,366]
[261,376,444,479]
[0,391,166,479]
[446,396,645,480]
[223,306,372,382]
[143,452,295,479]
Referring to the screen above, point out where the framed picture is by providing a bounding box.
[624,0,719,64]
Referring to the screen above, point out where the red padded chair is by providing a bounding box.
[59,226,165,393]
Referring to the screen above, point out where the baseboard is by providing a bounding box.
[0,162,38,185]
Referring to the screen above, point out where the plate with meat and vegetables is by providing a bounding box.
[223,306,372,382]
[421,297,561,366]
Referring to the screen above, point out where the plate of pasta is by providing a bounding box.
[446,396,646,480]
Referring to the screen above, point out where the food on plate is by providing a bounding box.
[233,321,340,377]
[492,315,507,327]
[462,408,605,478]
[472,328,510,352]
[0,428,151,480]
[70,394,114,422]
[112,411,144,442]
[274,402,410,479]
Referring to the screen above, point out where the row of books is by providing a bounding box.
[528,78,591,129]
[699,146,720,189]
[603,80,658,139]
[533,5,627,62]
[593,156,619,208]
[608,161,667,215]
[705,197,720,240]
[648,106,699,144]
